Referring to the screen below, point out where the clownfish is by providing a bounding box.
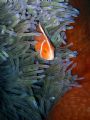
[34,22,55,60]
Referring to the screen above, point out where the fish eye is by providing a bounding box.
[43,48,47,53]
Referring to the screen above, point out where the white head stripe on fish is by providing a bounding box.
[39,23,54,60]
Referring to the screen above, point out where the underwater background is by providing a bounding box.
[0,0,90,120]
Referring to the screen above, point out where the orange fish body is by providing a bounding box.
[34,23,54,60]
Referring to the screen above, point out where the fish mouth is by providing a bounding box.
[42,51,54,61]
[48,53,54,60]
